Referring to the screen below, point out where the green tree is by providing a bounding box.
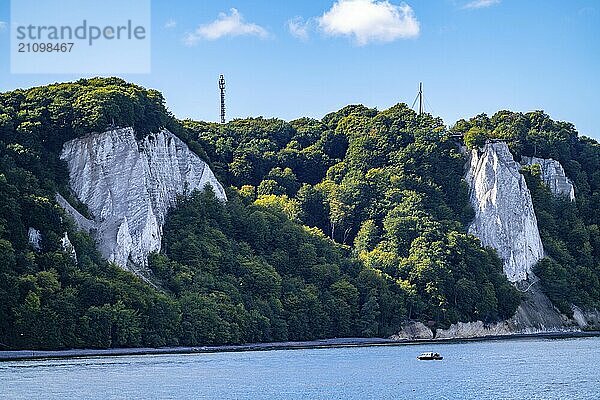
[464,127,489,149]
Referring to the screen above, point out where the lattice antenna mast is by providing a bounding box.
[219,75,226,124]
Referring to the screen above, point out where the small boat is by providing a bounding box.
[417,352,443,360]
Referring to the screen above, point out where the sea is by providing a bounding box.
[1,336,599,399]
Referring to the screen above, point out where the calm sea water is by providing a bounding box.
[1,337,599,399]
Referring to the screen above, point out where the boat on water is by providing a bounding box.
[417,352,443,360]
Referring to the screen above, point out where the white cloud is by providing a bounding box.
[318,0,419,45]
[165,19,177,29]
[462,0,500,10]
[287,17,310,41]
[0,21,6,30]
[184,8,268,45]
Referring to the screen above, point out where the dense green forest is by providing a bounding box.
[0,78,598,350]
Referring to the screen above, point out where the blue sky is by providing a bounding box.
[0,0,599,138]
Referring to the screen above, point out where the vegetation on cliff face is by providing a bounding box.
[0,78,598,350]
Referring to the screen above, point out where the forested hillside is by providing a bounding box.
[178,105,521,331]
[0,78,598,350]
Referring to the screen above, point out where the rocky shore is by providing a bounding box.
[2,331,599,362]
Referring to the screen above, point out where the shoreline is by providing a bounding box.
[1,330,599,362]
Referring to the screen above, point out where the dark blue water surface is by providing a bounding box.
[1,337,599,399]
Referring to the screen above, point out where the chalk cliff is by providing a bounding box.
[390,321,434,340]
[60,232,77,262]
[466,142,544,282]
[522,156,575,201]
[427,141,586,340]
[28,227,42,251]
[28,225,77,261]
[393,142,596,338]
[59,127,226,274]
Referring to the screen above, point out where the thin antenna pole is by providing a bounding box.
[219,75,226,124]
[418,82,423,115]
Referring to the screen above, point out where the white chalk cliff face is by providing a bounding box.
[522,156,575,201]
[28,227,42,251]
[59,127,226,273]
[466,142,544,282]
[392,143,584,339]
